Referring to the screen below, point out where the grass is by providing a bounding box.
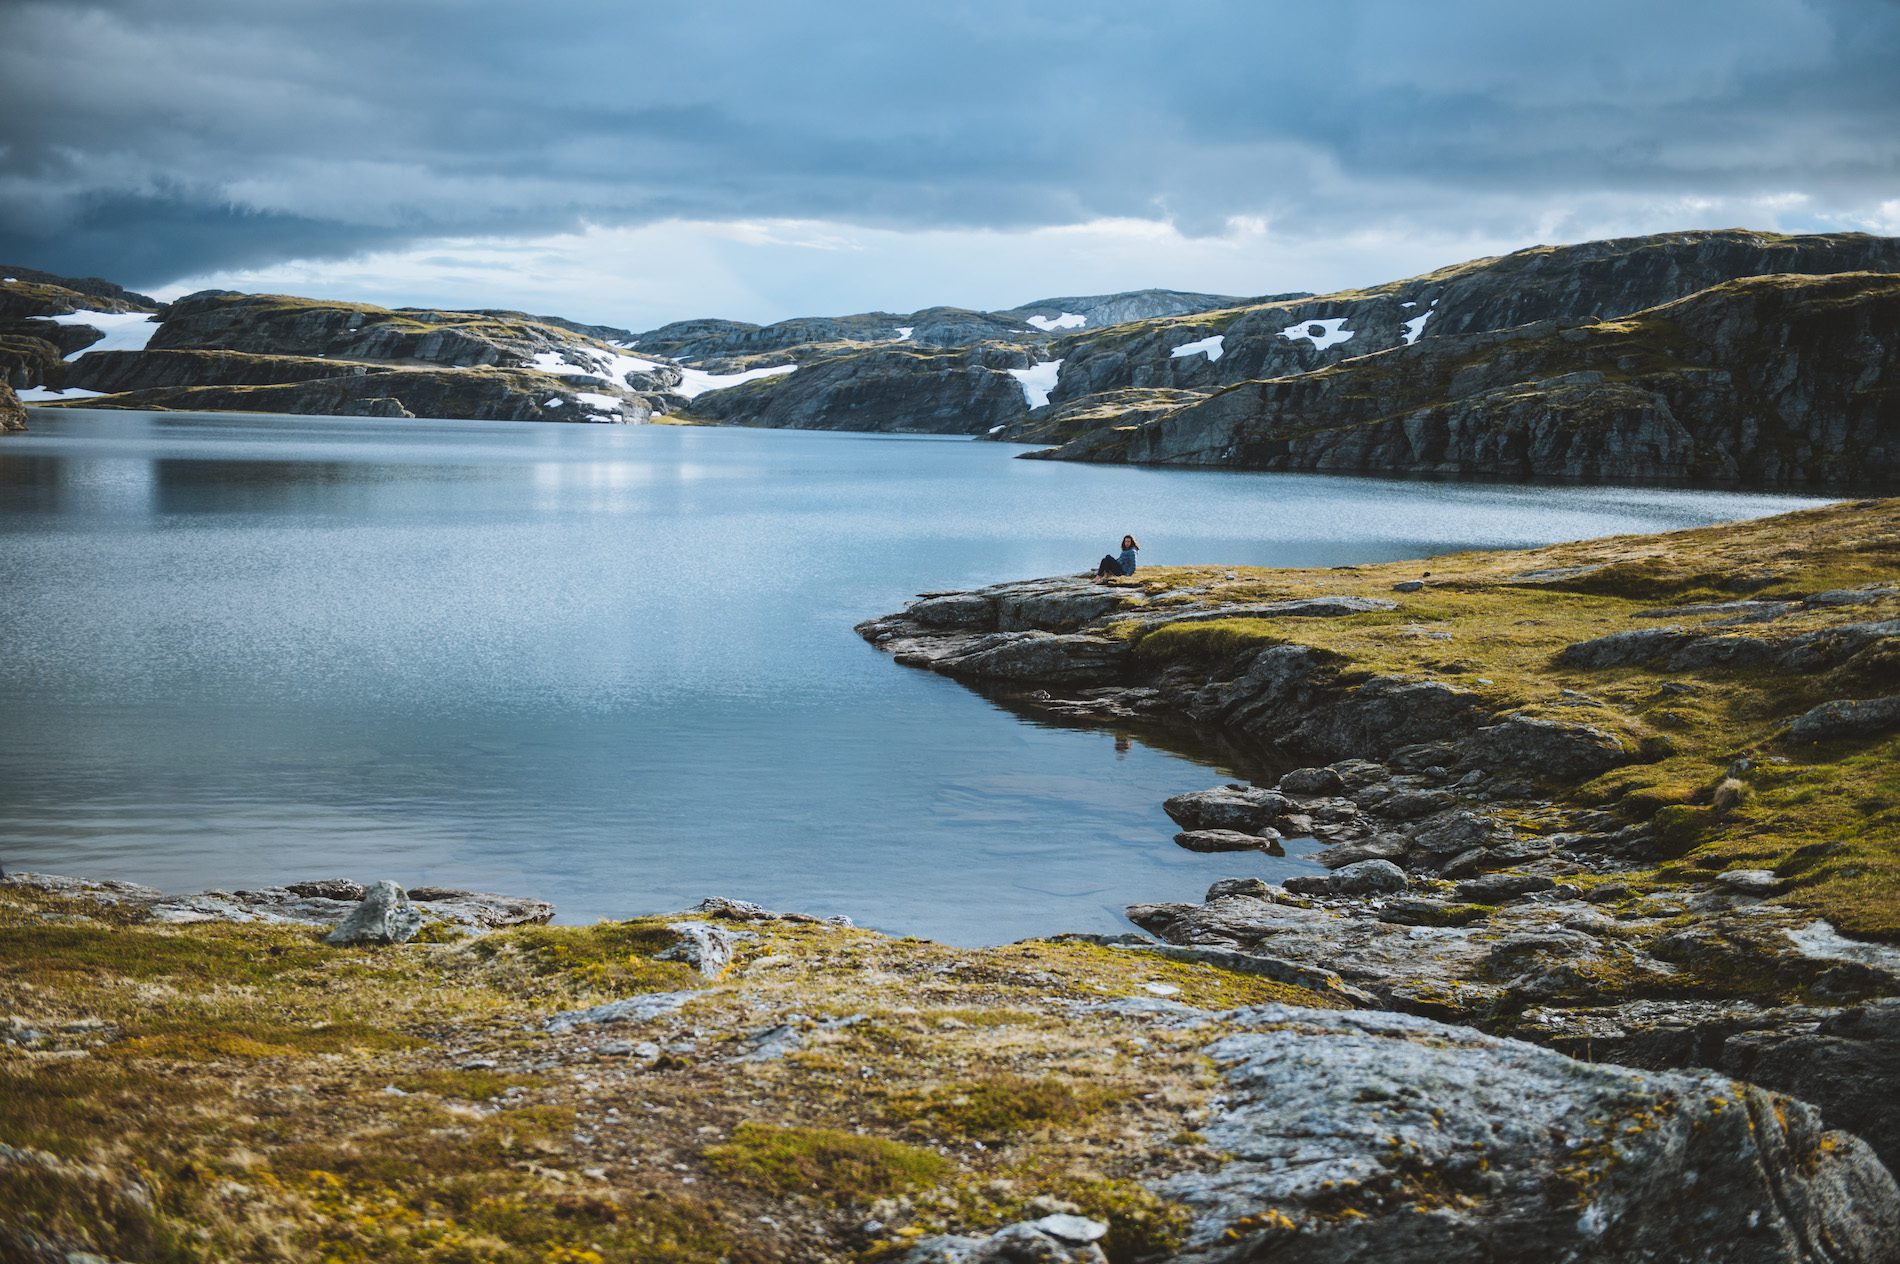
[1117,498,1900,935]
[0,887,1319,1260]
[703,1123,950,1202]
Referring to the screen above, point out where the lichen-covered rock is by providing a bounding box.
[1276,767,1346,796]
[1160,1006,1900,1263]
[1326,859,1408,895]
[323,880,424,946]
[1464,714,1632,780]
[901,1214,1110,1263]
[1790,695,1900,742]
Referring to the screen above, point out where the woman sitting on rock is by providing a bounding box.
[1095,534,1140,580]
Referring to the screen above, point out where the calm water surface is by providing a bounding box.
[0,409,1832,941]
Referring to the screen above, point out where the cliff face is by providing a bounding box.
[1033,229,1900,411]
[1034,272,1900,490]
[686,341,1034,434]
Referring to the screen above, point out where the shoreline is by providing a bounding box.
[6,497,1900,1259]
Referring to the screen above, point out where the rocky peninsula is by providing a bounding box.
[7,498,1900,1261]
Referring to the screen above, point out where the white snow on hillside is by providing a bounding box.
[892,326,915,341]
[531,347,666,381]
[1007,359,1062,408]
[674,363,796,400]
[1280,317,1354,350]
[572,390,626,421]
[1170,334,1225,362]
[1400,301,1416,309]
[18,386,106,401]
[36,310,162,358]
[1401,311,1432,345]
[1026,312,1086,332]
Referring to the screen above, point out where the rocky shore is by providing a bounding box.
[856,501,1900,1185]
[6,498,1900,1261]
[5,868,1897,1262]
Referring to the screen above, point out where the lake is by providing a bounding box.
[0,409,1831,942]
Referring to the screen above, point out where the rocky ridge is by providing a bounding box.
[1031,270,1900,489]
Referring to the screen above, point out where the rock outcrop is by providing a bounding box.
[0,381,24,433]
[687,341,1034,433]
[1154,1006,1900,1262]
[1033,270,1900,490]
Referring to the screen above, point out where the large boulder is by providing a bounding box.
[323,880,424,946]
[1159,1006,1900,1262]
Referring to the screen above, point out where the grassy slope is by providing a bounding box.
[1120,498,1900,935]
[0,887,1335,1263]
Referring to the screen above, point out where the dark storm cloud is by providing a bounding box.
[2,0,1896,285]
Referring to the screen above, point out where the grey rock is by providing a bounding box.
[656,921,755,977]
[1205,878,1272,901]
[1174,828,1283,854]
[1716,869,1783,896]
[1159,1005,1900,1262]
[323,880,424,946]
[543,990,698,1032]
[900,1218,1108,1263]
[1790,695,1900,742]
[1454,872,1557,904]
[1276,766,1345,796]
[1464,715,1632,779]
[1164,786,1292,833]
[1327,859,1409,895]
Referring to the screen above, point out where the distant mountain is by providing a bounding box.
[6,231,1898,491]
[629,287,1260,361]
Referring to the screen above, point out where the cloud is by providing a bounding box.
[2,0,1896,313]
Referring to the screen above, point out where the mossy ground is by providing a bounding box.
[1117,497,1900,936]
[0,882,1336,1262]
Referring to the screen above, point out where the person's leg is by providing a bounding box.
[1097,555,1119,577]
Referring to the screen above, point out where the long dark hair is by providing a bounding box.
[1122,535,1139,550]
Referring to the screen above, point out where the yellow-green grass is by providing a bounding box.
[0,882,1336,1261]
[1121,498,1900,935]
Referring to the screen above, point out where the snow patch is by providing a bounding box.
[1026,312,1086,332]
[530,347,664,382]
[674,363,796,400]
[17,386,106,401]
[1401,310,1432,345]
[543,397,563,408]
[1007,359,1062,409]
[1280,317,1354,350]
[1170,334,1225,362]
[892,326,914,341]
[36,309,162,358]
[1400,301,1416,309]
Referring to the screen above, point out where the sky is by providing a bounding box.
[2,0,1897,330]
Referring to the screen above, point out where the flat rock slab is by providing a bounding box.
[1159,1005,1900,1262]
[1,871,553,933]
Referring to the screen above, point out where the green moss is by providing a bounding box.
[911,1073,1122,1140]
[702,1123,950,1203]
